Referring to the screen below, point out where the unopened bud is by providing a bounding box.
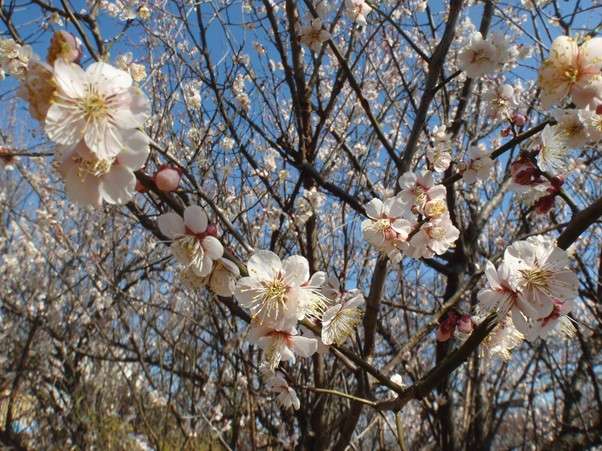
[512,113,527,127]
[154,165,181,192]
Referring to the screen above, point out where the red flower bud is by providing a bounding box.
[511,113,527,127]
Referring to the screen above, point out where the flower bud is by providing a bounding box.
[47,31,83,65]
[457,315,474,334]
[135,179,148,193]
[154,165,181,192]
[512,113,527,127]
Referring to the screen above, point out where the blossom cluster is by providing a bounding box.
[362,171,460,262]
[232,251,364,409]
[458,31,518,79]
[478,236,578,358]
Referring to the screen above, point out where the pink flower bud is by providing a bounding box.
[512,113,527,127]
[534,193,556,214]
[436,326,453,342]
[154,166,181,192]
[500,127,511,137]
[457,315,473,334]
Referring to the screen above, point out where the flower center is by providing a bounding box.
[520,268,550,289]
[562,66,580,84]
[425,200,447,218]
[81,89,108,121]
[75,156,113,179]
[172,235,204,269]
[429,226,446,241]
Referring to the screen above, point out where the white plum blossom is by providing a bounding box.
[458,32,512,79]
[321,290,364,346]
[478,236,578,348]
[361,197,414,262]
[345,0,371,25]
[45,60,150,161]
[462,144,494,184]
[181,257,240,297]
[299,18,331,52]
[538,36,602,109]
[265,372,301,410]
[514,299,576,342]
[537,124,568,173]
[398,171,446,210]
[483,83,518,120]
[551,109,590,148]
[157,205,224,277]
[427,125,453,172]
[0,38,32,78]
[56,130,149,206]
[504,236,578,319]
[407,215,460,259]
[248,324,317,369]
[234,251,327,327]
[481,315,524,361]
[572,78,602,111]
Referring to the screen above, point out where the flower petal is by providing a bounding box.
[99,165,135,205]
[202,236,224,259]
[183,205,208,234]
[282,255,310,286]
[247,250,282,281]
[157,213,185,239]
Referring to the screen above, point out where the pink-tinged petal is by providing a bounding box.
[247,250,282,281]
[86,62,132,95]
[84,122,123,160]
[484,260,500,288]
[362,221,385,247]
[111,106,142,130]
[233,277,262,307]
[290,336,318,358]
[183,205,208,233]
[550,36,578,67]
[511,308,531,337]
[193,253,213,277]
[64,166,102,207]
[571,79,602,109]
[308,271,326,288]
[53,59,86,98]
[428,185,447,201]
[157,212,185,239]
[282,255,310,286]
[364,198,384,219]
[45,102,85,146]
[219,257,240,276]
[125,86,151,125]
[116,130,149,169]
[385,197,406,218]
[99,165,135,205]
[202,236,224,259]
[398,171,417,190]
[579,37,602,69]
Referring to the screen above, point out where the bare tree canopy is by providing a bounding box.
[0,0,601,449]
